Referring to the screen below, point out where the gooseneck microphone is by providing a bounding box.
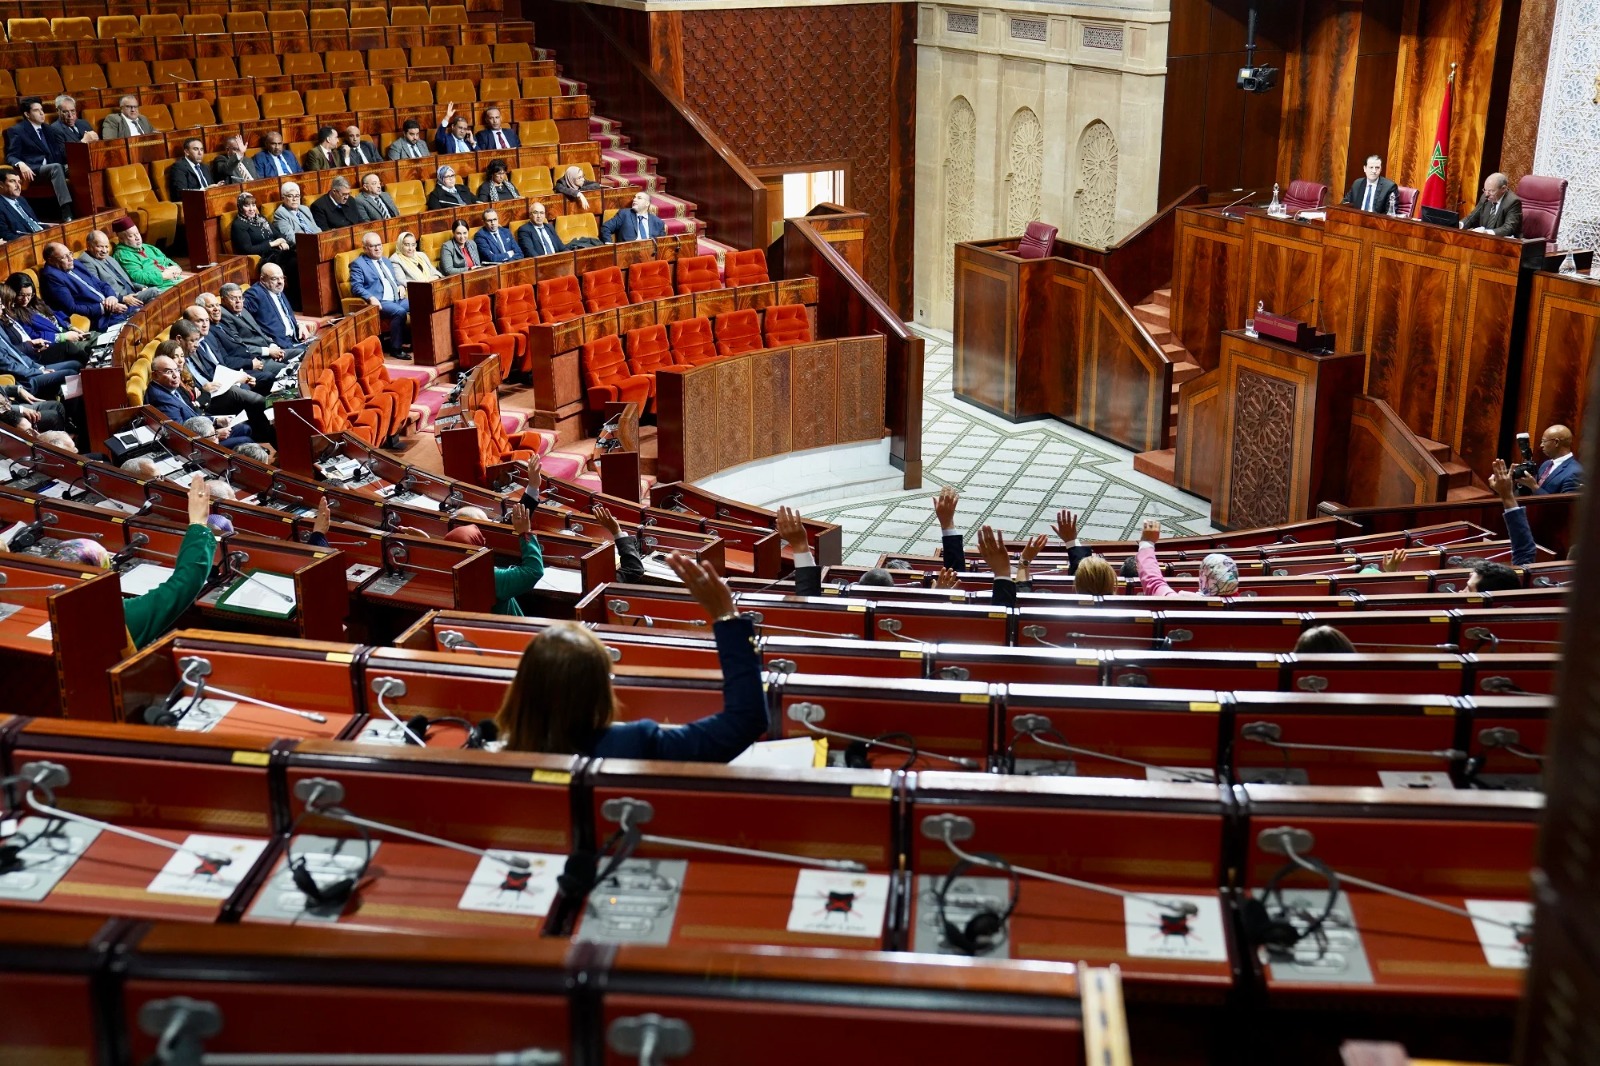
[787,702,979,769]
[1240,721,1464,762]
[369,677,427,746]
[601,796,868,872]
[0,571,67,597]
[1020,625,1187,649]
[1007,714,1213,782]
[153,656,328,726]
[111,532,151,568]
[295,777,530,872]
[606,598,706,629]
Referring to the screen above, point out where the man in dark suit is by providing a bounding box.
[167,138,216,200]
[1516,424,1584,495]
[202,291,290,392]
[435,103,476,155]
[349,232,409,354]
[171,316,273,441]
[77,228,157,305]
[311,177,369,230]
[357,174,400,222]
[1342,154,1399,214]
[387,119,432,160]
[244,263,314,351]
[38,242,132,330]
[46,94,98,153]
[1461,173,1523,238]
[516,202,567,258]
[253,132,301,178]
[0,166,46,240]
[0,312,80,399]
[145,349,254,448]
[601,192,666,244]
[211,134,258,185]
[474,209,522,264]
[339,125,383,168]
[475,107,521,152]
[4,97,74,220]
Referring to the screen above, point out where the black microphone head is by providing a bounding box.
[468,719,499,748]
[404,714,430,745]
[557,850,598,899]
[140,702,179,728]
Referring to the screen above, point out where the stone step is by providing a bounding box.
[1150,288,1172,309]
[1171,360,1204,384]
[1133,448,1177,485]
[1135,301,1170,324]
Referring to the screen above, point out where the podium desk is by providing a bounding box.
[1171,206,1248,371]
[1518,268,1600,449]
[0,912,111,1066]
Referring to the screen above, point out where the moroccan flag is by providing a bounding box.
[1419,71,1453,211]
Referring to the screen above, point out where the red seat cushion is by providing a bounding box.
[582,334,651,410]
[762,303,810,346]
[494,284,538,336]
[669,316,718,366]
[714,309,762,356]
[452,293,524,372]
[536,275,585,323]
[581,266,627,312]
[722,249,769,287]
[674,254,720,295]
[627,260,674,302]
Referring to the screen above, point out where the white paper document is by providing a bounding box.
[1123,894,1230,962]
[1377,770,1456,790]
[171,698,238,733]
[26,621,52,640]
[219,571,298,615]
[533,566,583,594]
[786,869,890,937]
[145,834,269,899]
[1467,899,1533,969]
[119,562,176,596]
[457,851,563,917]
[730,737,822,769]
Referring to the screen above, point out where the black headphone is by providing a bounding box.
[401,715,500,749]
[845,731,917,771]
[1242,856,1341,960]
[284,810,373,912]
[138,672,208,729]
[934,853,1021,956]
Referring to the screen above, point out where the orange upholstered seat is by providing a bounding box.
[674,255,721,295]
[581,266,628,312]
[722,249,769,287]
[334,353,399,441]
[311,369,381,446]
[714,309,763,356]
[582,335,652,410]
[536,275,585,324]
[353,336,417,411]
[453,294,524,372]
[626,324,676,409]
[474,405,549,467]
[763,304,811,346]
[669,317,719,366]
[627,260,674,302]
[494,284,538,339]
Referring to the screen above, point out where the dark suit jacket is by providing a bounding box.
[252,149,302,177]
[356,192,400,222]
[338,141,383,167]
[244,285,300,349]
[1342,176,1399,213]
[216,308,280,364]
[1533,456,1583,495]
[1462,191,1523,238]
[601,209,666,244]
[212,152,258,184]
[3,120,62,170]
[474,227,521,264]
[475,128,521,151]
[426,184,474,211]
[167,157,214,200]
[46,118,93,150]
[146,381,205,424]
[434,128,477,156]
[310,193,368,231]
[0,195,43,240]
[516,222,566,258]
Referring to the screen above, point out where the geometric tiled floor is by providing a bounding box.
[804,326,1218,565]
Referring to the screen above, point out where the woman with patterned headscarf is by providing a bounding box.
[1133,519,1239,597]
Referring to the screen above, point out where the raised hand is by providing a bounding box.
[186,472,210,527]
[1489,458,1517,507]
[976,525,1011,579]
[1053,509,1079,545]
[775,505,809,553]
[933,486,959,530]
[666,551,734,621]
[508,502,531,538]
[592,503,622,542]
[313,498,330,536]
[1019,533,1049,568]
[1139,519,1161,544]
[524,455,542,500]
[933,567,959,589]
[1378,546,1407,573]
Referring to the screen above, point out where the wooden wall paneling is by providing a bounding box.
[1174,368,1224,500]
[791,340,838,453]
[952,246,1023,418]
[1159,57,1210,204]
[1080,277,1173,453]
[837,336,888,443]
[1171,208,1247,370]
[716,355,755,474]
[1276,0,1359,194]
[1498,0,1558,183]
[1347,52,1401,189]
[1519,271,1600,454]
[1343,393,1450,507]
[1242,212,1325,329]
[750,346,793,462]
[647,11,684,97]
[682,366,719,483]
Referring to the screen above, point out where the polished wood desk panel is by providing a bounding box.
[1171,207,1247,372]
[1242,211,1326,330]
[1518,269,1600,453]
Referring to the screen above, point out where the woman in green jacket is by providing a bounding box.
[442,502,544,615]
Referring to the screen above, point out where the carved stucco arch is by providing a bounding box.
[1005,106,1044,236]
[1072,119,1119,248]
[944,95,977,303]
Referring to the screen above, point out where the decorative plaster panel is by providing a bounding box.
[1534,0,1600,248]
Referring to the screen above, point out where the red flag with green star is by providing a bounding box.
[1419,73,1452,211]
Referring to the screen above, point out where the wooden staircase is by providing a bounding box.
[1416,434,1496,503]
[1130,287,1198,483]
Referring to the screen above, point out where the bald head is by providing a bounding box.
[1540,424,1573,458]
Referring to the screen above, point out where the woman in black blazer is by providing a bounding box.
[427,164,474,211]
[230,193,298,281]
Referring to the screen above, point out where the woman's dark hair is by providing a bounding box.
[6,274,34,298]
[236,192,257,210]
[485,159,508,179]
[495,622,618,754]
[1294,625,1356,654]
[452,220,469,236]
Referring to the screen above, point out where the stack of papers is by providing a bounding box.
[119,562,176,596]
[215,570,298,619]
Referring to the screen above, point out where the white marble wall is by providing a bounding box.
[1534,0,1600,249]
[913,0,1170,329]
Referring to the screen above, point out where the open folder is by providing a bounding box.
[215,569,298,619]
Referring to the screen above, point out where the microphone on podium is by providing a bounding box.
[599,796,868,872]
[1005,713,1214,782]
[294,777,530,872]
[1240,721,1464,763]
[0,571,67,597]
[138,656,327,727]
[786,702,979,770]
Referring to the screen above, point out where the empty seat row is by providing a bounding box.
[21,57,555,97]
[8,7,471,41]
[306,335,416,446]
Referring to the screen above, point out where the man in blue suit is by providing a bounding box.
[474,209,522,264]
[475,107,521,152]
[3,97,73,221]
[516,202,567,258]
[434,103,476,156]
[244,263,315,351]
[144,348,254,448]
[0,312,80,399]
[0,167,46,241]
[1517,424,1584,495]
[253,132,301,178]
[38,242,133,329]
[601,192,666,244]
[349,231,409,355]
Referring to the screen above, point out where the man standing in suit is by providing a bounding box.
[211,134,257,185]
[387,120,431,160]
[357,174,400,222]
[144,349,254,448]
[46,95,98,152]
[38,242,132,330]
[435,103,476,155]
[100,96,155,140]
[312,177,368,230]
[171,315,273,440]
[476,107,521,152]
[167,138,216,200]
[1461,173,1523,238]
[0,167,46,240]
[517,202,567,258]
[4,98,74,220]
[474,209,522,264]
[339,125,383,168]
[1516,424,1584,495]
[601,192,666,244]
[271,182,320,242]
[254,133,301,178]
[244,263,315,350]
[302,127,343,173]
[349,231,409,354]
[1342,154,1399,214]
[78,229,157,305]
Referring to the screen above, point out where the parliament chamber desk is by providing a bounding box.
[1172,204,1548,480]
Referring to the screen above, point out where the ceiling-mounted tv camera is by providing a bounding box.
[1237,65,1278,93]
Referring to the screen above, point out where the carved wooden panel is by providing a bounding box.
[1343,396,1447,507]
[791,341,839,452]
[716,356,755,473]
[1318,229,1368,350]
[837,335,887,442]
[1520,272,1600,452]
[1171,209,1246,370]
[1244,214,1325,327]
[1080,286,1170,453]
[1447,269,1520,472]
[749,347,793,462]
[681,368,719,482]
[1223,367,1299,528]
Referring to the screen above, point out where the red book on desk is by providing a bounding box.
[1254,311,1336,351]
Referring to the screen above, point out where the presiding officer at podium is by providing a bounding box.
[1343,155,1399,214]
[1461,173,1522,237]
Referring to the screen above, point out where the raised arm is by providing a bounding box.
[933,486,964,571]
[1134,519,1176,596]
[777,505,821,597]
[1491,458,1537,566]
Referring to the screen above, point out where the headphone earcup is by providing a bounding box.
[290,856,354,908]
[1242,896,1298,956]
[964,908,1003,945]
[844,740,870,769]
[942,917,976,955]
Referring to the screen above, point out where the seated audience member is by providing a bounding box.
[0,406,34,433]
[182,415,228,447]
[349,232,410,354]
[234,442,273,464]
[517,202,567,258]
[590,502,650,585]
[1049,509,1120,589]
[602,191,666,244]
[554,165,602,211]
[244,263,315,345]
[212,134,257,184]
[145,346,253,448]
[358,173,400,221]
[172,317,274,439]
[47,95,98,150]
[1461,173,1522,238]
[210,286,292,385]
[435,103,476,155]
[340,125,382,168]
[387,119,431,160]
[428,164,473,210]
[477,107,520,151]
[120,455,158,480]
[112,218,184,290]
[272,182,321,243]
[204,479,235,501]
[1354,547,1408,575]
[230,192,297,279]
[311,177,369,231]
[1516,424,1583,495]
[79,229,157,305]
[391,230,441,282]
[101,95,155,140]
[1490,458,1539,566]
[303,127,343,172]
[1467,559,1522,594]
[475,208,522,264]
[39,242,133,330]
[254,132,301,178]
[4,97,74,220]
[38,429,77,453]
[440,503,543,615]
[0,166,46,240]
[1294,626,1356,654]
[495,551,762,760]
[0,381,65,432]
[477,159,521,203]
[168,138,217,199]
[439,219,480,275]
[975,525,1048,606]
[1135,520,1239,596]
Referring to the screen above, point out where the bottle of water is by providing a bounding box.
[1387,192,1398,217]
[1560,253,1578,276]
[1267,184,1282,215]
